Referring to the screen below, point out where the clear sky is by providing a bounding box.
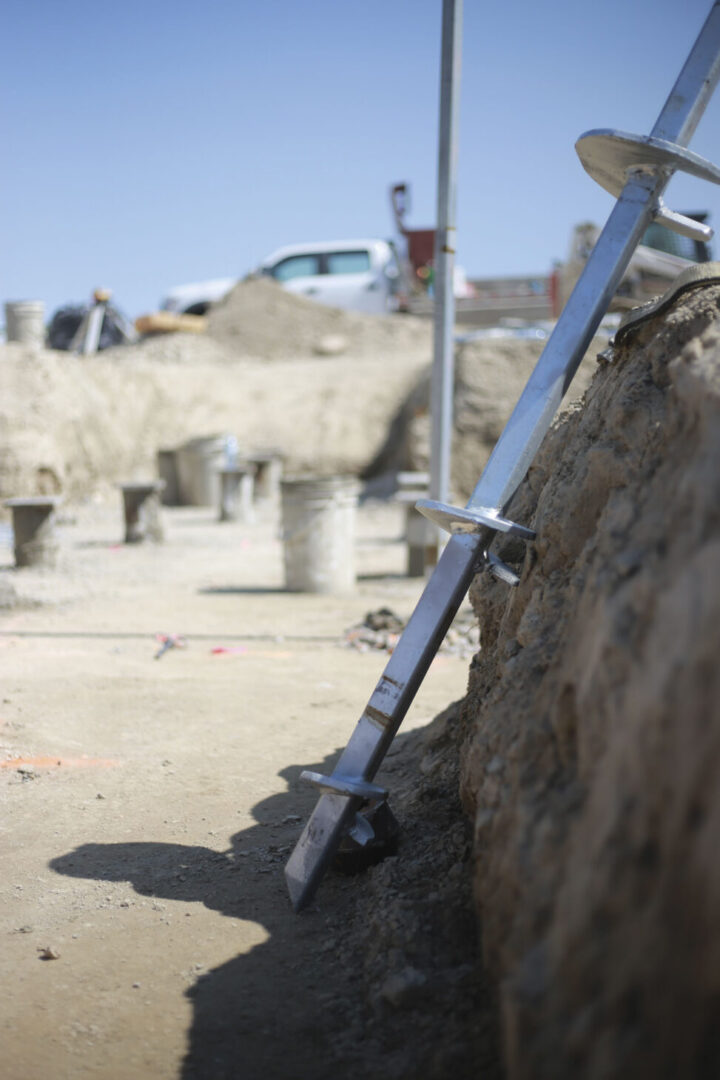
[4,0,720,320]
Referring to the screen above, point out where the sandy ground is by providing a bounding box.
[0,494,475,1080]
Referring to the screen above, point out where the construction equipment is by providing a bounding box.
[48,289,136,353]
[555,211,713,315]
[390,182,436,292]
[285,3,720,912]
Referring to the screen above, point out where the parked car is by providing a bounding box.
[258,238,406,315]
[158,239,406,318]
[160,277,237,316]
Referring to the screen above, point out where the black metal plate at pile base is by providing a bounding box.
[332,801,400,876]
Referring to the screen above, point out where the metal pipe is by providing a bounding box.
[430,0,463,511]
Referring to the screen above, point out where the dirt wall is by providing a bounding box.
[459,284,720,1076]
[363,336,600,500]
[0,343,430,504]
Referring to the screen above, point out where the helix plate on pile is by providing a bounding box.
[576,129,720,240]
[415,498,536,540]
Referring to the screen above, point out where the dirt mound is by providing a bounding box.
[100,332,236,365]
[459,282,720,1075]
[364,336,602,499]
[206,276,431,359]
[0,342,430,503]
[0,280,436,503]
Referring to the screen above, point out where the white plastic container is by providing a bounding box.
[281,475,359,593]
[176,435,229,506]
[5,301,45,347]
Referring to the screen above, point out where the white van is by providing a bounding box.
[258,239,405,315]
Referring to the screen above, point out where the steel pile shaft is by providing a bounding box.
[431,0,463,509]
[285,2,720,912]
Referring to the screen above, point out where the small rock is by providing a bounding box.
[37,946,60,960]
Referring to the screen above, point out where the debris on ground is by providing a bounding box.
[342,605,480,657]
[37,947,60,960]
[154,633,187,660]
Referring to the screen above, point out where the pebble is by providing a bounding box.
[37,946,60,960]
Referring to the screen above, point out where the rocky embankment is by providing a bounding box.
[459,282,720,1076]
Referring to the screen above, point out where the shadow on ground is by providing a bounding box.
[51,721,501,1080]
[198,585,289,596]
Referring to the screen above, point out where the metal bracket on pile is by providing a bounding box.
[285,3,720,913]
[300,772,388,803]
[300,772,390,848]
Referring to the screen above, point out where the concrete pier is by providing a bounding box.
[4,496,61,568]
[248,453,283,502]
[395,471,433,577]
[119,481,165,543]
[218,465,255,523]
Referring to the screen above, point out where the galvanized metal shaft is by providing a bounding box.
[285,2,720,913]
[430,0,463,509]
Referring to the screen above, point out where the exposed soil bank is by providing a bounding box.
[460,284,720,1076]
[363,335,602,500]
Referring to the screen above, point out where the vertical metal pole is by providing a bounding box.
[429,0,463,542]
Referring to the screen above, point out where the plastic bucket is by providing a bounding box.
[176,435,229,506]
[281,475,360,593]
[5,301,45,347]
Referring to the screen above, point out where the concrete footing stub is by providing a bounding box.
[4,496,62,568]
[119,482,165,543]
[218,466,255,523]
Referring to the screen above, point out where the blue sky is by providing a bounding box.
[4,0,720,319]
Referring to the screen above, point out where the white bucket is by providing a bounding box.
[5,300,45,347]
[281,475,360,593]
[176,435,229,506]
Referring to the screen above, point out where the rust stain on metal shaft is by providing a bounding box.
[380,674,402,689]
[365,705,391,729]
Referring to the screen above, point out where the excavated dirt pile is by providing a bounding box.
[206,276,431,359]
[0,280,432,502]
[459,283,720,1076]
[363,336,600,500]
